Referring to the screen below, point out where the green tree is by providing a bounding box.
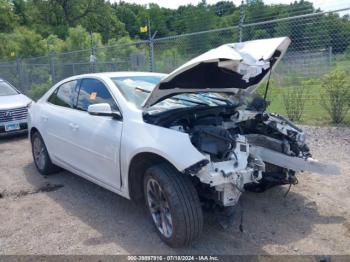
[46,34,67,53]
[0,0,349,66]
[107,36,139,60]
[0,27,46,58]
[114,4,139,37]
[213,1,236,17]
[66,25,103,51]
[12,0,27,25]
[81,1,127,43]
[49,0,99,27]
[0,0,18,32]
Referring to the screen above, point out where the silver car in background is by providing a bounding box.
[0,78,32,136]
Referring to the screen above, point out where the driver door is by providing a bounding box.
[68,78,122,189]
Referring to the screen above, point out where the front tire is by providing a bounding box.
[144,163,203,247]
[31,132,60,175]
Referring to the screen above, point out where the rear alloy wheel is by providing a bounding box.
[144,163,203,247]
[31,132,60,175]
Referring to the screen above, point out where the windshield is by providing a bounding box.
[0,81,19,96]
[111,76,163,107]
[111,75,236,110]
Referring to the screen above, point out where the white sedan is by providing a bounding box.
[0,78,32,136]
[28,37,337,247]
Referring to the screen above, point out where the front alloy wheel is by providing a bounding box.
[144,163,203,247]
[146,178,173,238]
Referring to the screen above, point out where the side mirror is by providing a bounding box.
[87,103,122,120]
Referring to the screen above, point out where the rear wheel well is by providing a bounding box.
[128,152,178,201]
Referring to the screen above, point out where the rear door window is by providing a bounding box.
[77,78,117,111]
[48,80,78,108]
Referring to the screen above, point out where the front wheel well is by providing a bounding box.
[128,152,178,201]
[29,127,40,141]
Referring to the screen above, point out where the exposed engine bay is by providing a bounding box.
[144,96,338,207]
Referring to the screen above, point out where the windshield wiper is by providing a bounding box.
[170,97,209,106]
[199,93,234,106]
[135,87,151,93]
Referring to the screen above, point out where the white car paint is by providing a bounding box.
[28,72,205,199]
[0,93,32,111]
[28,37,336,207]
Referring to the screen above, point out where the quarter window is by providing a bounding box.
[48,80,78,108]
[77,78,117,111]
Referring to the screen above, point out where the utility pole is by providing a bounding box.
[239,0,244,42]
[148,19,157,72]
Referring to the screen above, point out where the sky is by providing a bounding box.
[109,0,349,12]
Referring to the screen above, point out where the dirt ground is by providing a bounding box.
[0,126,350,255]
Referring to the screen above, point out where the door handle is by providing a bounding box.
[41,116,48,122]
[69,123,79,131]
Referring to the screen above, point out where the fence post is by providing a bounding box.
[239,0,244,42]
[49,52,56,84]
[148,19,158,72]
[149,39,154,72]
[90,44,97,73]
[148,19,154,72]
[15,57,23,91]
[328,46,332,66]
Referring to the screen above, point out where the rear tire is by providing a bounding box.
[31,132,60,175]
[144,163,203,247]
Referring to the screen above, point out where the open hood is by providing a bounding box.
[143,37,291,108]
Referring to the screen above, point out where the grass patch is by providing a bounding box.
[258,78,350,126]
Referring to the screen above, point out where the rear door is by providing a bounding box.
[67,78,122,189]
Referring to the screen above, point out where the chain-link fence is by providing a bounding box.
[0,7,349,124]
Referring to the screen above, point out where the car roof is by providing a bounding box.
[71,71,167,79]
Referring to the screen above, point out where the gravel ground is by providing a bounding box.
[0,126,350,255]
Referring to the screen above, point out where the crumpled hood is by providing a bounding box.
[0,94,32,110]
[143,37,291,108]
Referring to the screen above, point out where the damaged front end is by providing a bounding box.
[142,37,339,207]
[145,104,339,207]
